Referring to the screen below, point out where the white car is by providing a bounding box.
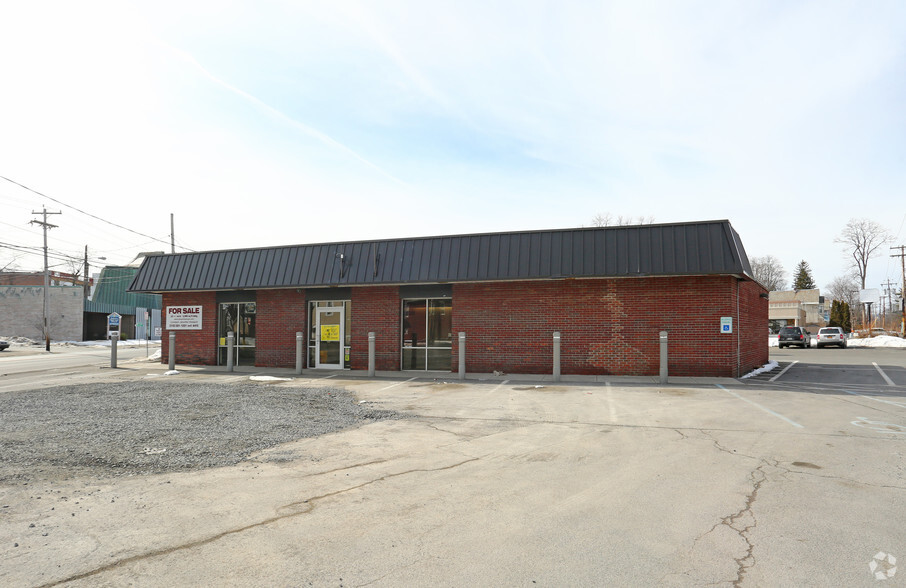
[816,327,847,348]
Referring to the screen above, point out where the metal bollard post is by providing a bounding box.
[368,332,376,377]
[553,331,561,382]
[458,332,466,381]
[110,332,118,369]
[168,331,176,371]
[226,331,234,373]
[296,332,304,375]
[659,330,668,384]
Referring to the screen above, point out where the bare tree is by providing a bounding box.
[590,213,655,227]
[1,254,21,273]
[591,213,612,227]
[825,273,860,309]
[63,256,83,286]
[750,255,787,291]
[834,218,890,289]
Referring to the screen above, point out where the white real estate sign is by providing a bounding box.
[166,306,203,330]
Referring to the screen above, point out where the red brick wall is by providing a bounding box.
[738,279,770,375]
[451,276,768,377]
[161,292,217,365]
[161,277,769,377]
[256,290,307,367]
[350,286,400,370]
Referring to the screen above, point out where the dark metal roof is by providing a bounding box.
[128,220,755,293]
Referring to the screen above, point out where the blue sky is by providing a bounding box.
[1,1,904,294]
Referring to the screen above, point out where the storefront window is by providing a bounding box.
[402,298,452,370]
[218,302,256,365]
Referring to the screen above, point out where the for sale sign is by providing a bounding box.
[166,306,203,330]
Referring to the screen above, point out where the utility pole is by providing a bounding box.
[881,279,896,317]
[30,208,62,351]
[892,245,906,336]
[83,245,90,299]
[170,213,175,254]
[82,246,106,299]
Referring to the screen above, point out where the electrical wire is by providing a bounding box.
[0,174,195,253]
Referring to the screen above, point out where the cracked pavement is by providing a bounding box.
[1,366,905,587]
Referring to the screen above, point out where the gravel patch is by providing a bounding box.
[0,380,401,482]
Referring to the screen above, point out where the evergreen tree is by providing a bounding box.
[792,260,816,290]
[841,301,852,332]
[828,300,841,328]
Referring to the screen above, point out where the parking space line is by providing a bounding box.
[716,384,804,428]
[606,382,617,422]
[843,390,906,409]
[872,363,896,387]
[490,380,510,393]
[375,377,418,392]
[769,361,798,382]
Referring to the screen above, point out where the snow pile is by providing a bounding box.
[250,375,293,382]
[769,335,906,349]
[847,335,906,349]
[741,361,779,379]
[0,336,39,346]
[73,339,162,347]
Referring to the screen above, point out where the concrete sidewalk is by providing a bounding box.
[148,361,738,387]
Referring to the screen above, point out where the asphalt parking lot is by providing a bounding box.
[1,350,904,587]
[755,346,906,389]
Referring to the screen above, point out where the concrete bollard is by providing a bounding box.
[110,332,118,369]
[296,332,304,375]
[226,331,234,372]
[553,331,561,382]
[659,330,668,384]
[368,332,376,377]
[168,331,175,371]
[458,332,466,381]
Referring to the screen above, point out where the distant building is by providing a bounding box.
[0,264,161,341]
[0,285,84,341]
[85,266,162,340]
[0,271,93,289]
[769,289,825,332]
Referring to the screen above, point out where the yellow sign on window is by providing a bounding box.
[320,325,340,342]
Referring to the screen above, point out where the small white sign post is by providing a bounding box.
[107,312,121,340]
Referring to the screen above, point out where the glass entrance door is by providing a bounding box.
[218,302,256,366]
[315,306,344,369]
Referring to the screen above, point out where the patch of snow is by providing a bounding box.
[163,370,180,376]
[768,335,906,349]
[741,361,779,379]
[847,335,906,349]
[73,339,163,347]
[0,336,37,345]
[249,375,293,382]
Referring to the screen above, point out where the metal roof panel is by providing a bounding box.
[129,220,756,292]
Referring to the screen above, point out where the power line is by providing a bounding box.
[0,174,195,253]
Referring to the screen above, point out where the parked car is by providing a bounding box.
[870,327,899,337]
[778,326,811,349]
[816,327,847,348]
[0,340,9,351]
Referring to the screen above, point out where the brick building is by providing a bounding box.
[128,220,768,377]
